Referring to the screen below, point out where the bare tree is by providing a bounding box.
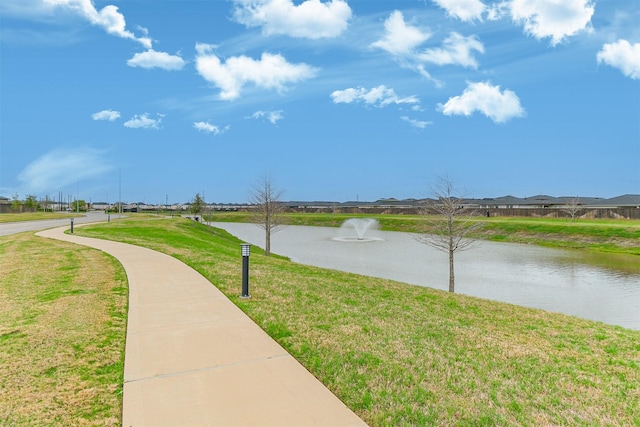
[561,196,582,223]
[250,175,285,256]
[415,176,483,293]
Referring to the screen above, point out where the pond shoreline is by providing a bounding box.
[212,222,640,330]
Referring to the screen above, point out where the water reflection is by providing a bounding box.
[212,223,640,330]
[562,250,640,276]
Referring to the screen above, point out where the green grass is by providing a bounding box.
[210,212,640,255]
[75,217,640,426]
[0,232,127,425]
[0,212,83,223]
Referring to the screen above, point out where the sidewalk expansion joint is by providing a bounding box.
[125,353,291,384]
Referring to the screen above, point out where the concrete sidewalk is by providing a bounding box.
[36,226,367,427]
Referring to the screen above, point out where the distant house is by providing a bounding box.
[91,201,109,210]
[589,194,640,209]
[0,196,11,213]
[475,195,607,209]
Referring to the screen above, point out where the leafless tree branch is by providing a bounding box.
[250,174,285,256]
[414,175,483,292]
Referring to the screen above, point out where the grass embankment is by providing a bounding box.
[210,212,640,255]
[0,212,82,223]
[0,232,127,425]
[76,217,640,426]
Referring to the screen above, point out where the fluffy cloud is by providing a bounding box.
[597,40,640,80]
[432,0,487,22]
[401,116,433,129]
[124,113,162,129]
[438,81,525,123]
[370,10,431,56]
[508,0,594,45]
[418,32,484,69]
[43,0,152,48]
[251,110,285,124]
[17,147,112,194]
[195,43,318,100]
[370,11,483,83]
[92,109,120,121]
[127,50,186,71]
[194,121,229,135]
[232,0,351,39]
[331,85,419,107]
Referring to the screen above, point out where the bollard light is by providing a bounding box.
[241,244,251,298]
[241,244,251,257]
[70,218,74,234]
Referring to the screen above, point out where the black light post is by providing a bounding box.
[241,243,251,298]
[70,218,74,234]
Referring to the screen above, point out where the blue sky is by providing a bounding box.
[1,0,638,204]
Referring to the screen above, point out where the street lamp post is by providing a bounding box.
[241,244,251,298]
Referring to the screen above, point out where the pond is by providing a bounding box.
[212,222,640,330]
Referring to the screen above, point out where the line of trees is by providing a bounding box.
[8,194,40,212]
[3,194,91,212]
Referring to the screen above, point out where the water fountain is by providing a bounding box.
[333,218,384,242]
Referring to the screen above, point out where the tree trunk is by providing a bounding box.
[448,248,455,293]
[265,227,271,256]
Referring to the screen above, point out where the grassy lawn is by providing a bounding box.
[209,212,640,255]
[0,212,82,223]
[74,217,640,426]
[0,232,127,425]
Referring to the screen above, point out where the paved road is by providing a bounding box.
[0,212,115,236]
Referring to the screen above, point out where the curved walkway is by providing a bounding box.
[36,226,367,427]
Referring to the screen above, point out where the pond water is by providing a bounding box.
[212,222,640,330]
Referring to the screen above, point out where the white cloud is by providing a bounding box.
[195,43,318,100]
[486,3,509,21]
[251,110,285,124]
[597,40,640,80]
[124,113,162,129]
[508,0,594,45]
[331,85,419,107]
[370,11,482,84]
[418,32,484,69]
[43,0,152,48]
[438,81,525,123]
[194,121,229,135]
[370,10,432,56]
[127,49,186,71]
[432,0,487,22]
[401,116,433,129]
[232,0,351,39]
[92,109,121,121]
[17,147,112,194]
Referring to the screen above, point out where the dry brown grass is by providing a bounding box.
[0,232,127,426]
